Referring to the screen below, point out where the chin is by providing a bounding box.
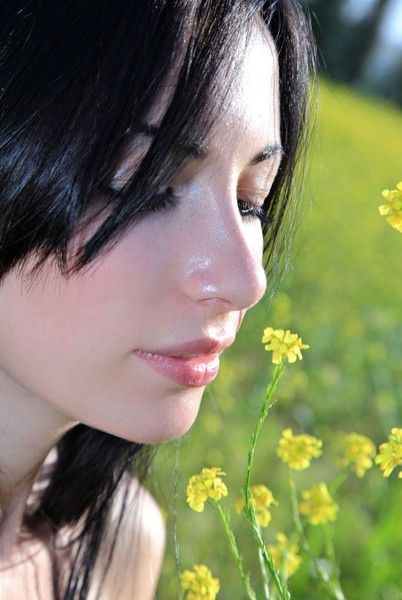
[104,386,205,445]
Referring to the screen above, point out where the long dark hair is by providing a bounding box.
[0,1,316,598]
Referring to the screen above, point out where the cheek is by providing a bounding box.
[0,228,162,402]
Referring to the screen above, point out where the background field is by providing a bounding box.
[151,80,402,600]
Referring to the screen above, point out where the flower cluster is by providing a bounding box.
[375,428,402,478]
[299,483,338,525]
[341,433,376,477]
[267,532,302,579]
[378,181,402,233]
[277,428,322,470]
[182,319,399,599]
[235,484,277,527]
[187,468,228,512]
[262,327,310,364]
[180,564,220,600]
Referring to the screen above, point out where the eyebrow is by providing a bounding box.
[128,122,283,166]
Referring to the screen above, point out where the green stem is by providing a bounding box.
[288,474,347,600]
[288,475,305,544]
[323,524,336,565]
[214,502,257,600]
[323,525,347,600]
[173,438,184,600]
[245,505,290,600]
[243,362,290,600]
[329,471,349,496]
[244,363,285,495]
[258,546,271,599]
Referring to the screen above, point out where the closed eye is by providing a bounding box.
[97,184,178,212]
[237,183,274,225]
[237,199,266,222]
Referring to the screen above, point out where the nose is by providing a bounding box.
[179,203,267,312]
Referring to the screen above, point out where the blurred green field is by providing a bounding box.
[151,80,402,600]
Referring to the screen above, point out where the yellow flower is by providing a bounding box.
[277,428,322,470]
[235,484,277,527]
[341,433,376,477]
[262,327,310,365]
[186,467,228,512]
[267,532,302,578]
[378,181,402,233]
[375,428,402,478]
[299,483,338,525]
[180,564,220,600]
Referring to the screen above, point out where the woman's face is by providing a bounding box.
[0,25,281,443]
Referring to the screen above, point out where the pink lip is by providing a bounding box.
[133,337,234,387]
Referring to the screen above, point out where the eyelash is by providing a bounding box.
[237,199,267,223]
[100,186,268,224]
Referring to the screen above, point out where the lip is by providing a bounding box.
[133,337,235,387]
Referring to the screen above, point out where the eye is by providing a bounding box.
[97,184,179,213]
[237,198,266,223]
[145,186,179,212]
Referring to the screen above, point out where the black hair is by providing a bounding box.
[0,1,316,598]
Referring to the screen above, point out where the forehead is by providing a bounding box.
[151,19,279,139]
[210,22,280,160]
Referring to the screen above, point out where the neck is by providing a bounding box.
[0,368,78,563]
[0,473,38,562]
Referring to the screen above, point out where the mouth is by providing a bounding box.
[133,336,234,387]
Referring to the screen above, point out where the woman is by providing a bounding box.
[0,1,315,598]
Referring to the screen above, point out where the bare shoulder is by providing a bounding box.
[89,473,166,600]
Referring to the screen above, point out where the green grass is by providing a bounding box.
[152,80,402,600]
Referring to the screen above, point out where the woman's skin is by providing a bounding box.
[0,18,281,587]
